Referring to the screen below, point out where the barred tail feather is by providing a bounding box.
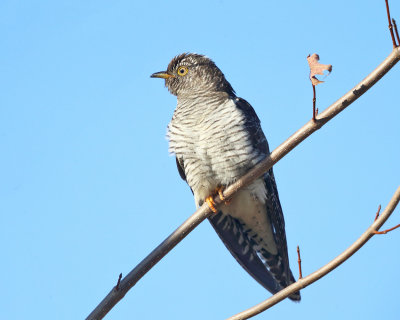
[259,248,300,301]
[208,212,300,301]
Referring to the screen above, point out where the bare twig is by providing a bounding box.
[374,205,381,221]
[393,19,400,46]
[227,187,400,320]
[85,47,400,320]
[312,84,318,121]
[374,201,400,233]
[385,0,397,48]
[296,246,302,279]
[372,223,400,234]
[307,53,330,121]
[115,273,122,291]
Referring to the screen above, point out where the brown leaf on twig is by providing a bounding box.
[307,53,332,85]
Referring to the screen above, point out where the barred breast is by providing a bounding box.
[168,96,266,207]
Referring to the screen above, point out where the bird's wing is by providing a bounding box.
[234,97,291,275]
[176,157,187,182]
[213,98,299,300]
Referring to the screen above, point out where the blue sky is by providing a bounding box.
[1,1,400,319]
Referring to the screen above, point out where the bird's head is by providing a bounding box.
[151,53,235,98]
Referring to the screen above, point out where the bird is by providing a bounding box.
[151,53,300,301]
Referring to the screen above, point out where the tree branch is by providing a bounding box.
[86,47,400,320]
[227,186,400,320]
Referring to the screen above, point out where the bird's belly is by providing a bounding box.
[220,185,278,255]
[172,135,254,195]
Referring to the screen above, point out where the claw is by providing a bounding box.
[206,196,218,213]
[217,186,231,205]
[217,187,225,201]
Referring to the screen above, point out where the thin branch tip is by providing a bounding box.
[392,18,400,46]
[297,245,303,279]
[312,84,317,121]
[374,205,382,221]
[385,0,398,47]
[115,273,122,291]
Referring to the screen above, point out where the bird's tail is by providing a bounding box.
[259,248,300,301]
[208,212,300,301]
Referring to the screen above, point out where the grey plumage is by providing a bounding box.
[151,53,300,301]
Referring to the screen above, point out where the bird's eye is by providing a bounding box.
[177,66,188,76]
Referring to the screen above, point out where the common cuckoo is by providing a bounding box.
[151,53,300,301]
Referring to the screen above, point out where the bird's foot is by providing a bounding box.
[206,187,230,213]
[217,186,231,205]
[217,186,225,201]
[205,196,218,213]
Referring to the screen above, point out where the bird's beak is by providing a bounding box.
[150,71,175,79]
